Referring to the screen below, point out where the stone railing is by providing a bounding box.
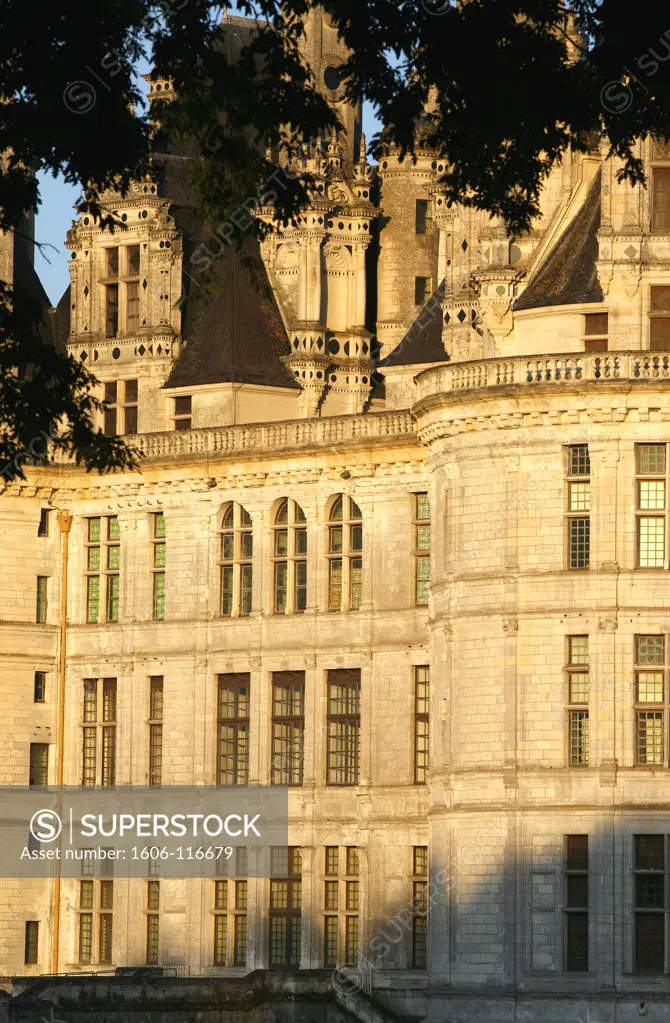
[415,351,670,401]
[125,410,417,462]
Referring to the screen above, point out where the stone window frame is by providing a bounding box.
[216,672,250,786]
[412,492,431,606]
[633,634,670,767]
[148,675,163,786]
[101,243,141,339]
[218,502,253,617]
[151,512,166,620]
[565,445,590,571]
[84,514,120,624]
[326,494,362,613]
[269,846,302,967]
[211,847,248,968]
[566,636,589,767]
[411,846,428,969]
[413,665,430,784]
[146,880,160,965]
[270,670,305,786]
[78,878,114,966]
[582,311,608,352]
[564,834,589,971]
[81,677,117,787]
[102,379,138,436]
[635,443,670,569]
[271,498,307,615]
[321,845,360,968]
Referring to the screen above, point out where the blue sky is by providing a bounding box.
[33,21,382,306]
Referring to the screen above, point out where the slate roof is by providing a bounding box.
[154,15,298,391]
[378,292,447,368]
[514,170,603,311]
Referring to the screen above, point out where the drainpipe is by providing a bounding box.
[52,510,72,975]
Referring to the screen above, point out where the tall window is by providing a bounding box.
[412,847,428,969]
[219,503,253,616]
[565,835,588,971]
[105,284,119,338]
[24,921,39,965]
[103,245,140,338]
[414,276,432,305]
[85,516,120,624]
[34,671,46,703]
[82,678,117,786]
[212,848,248,967]
[414,666,429,784]
[146,880,160,965]
[102,380,138,435]
[29,743,48,786]
[148,676,163,786]
[172,396,192,430]
[217,673,250,785]
[650,286,670,350]
[634,835,666,973]
[566,445,590,570]
[636,444,667,568]
[566,636,589,766]
[269,847,302,967]
[652,168,670,232]
[635,635,667,766]
[323,847,360,967]
[583,312,608,352]
[327,496,362,612]
[79,880,113,964]
[38,508,51,536]
[415,200,432,235]
[36,576,47,623]
[151,512,166,620]
[271,671,305,786]
[327,669,360,786]
[413,493,431,605]
[273,499,307,614]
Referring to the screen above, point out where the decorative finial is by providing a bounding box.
[359,133,367,162]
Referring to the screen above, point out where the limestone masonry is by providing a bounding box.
[4,10,670,1023]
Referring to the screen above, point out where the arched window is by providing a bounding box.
[327,496,362,612]
[219,504,253,616]
[273,499,307,614]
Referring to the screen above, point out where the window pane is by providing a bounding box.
[127,245,140,275]
[329,559,343,611]
[566,835,589,871]
[569,482,591,511]
[640,480,665,510]
[568,636,588,665]
[569,672,590,704]
[567,875,588,908]
[636,875,665,908]
[584,312,608,336]
[636,913,665,972]
[569,518,590,569]
[653,169,670,232]
[569,711,589,765]
[106,248,119,277]
[568,446,590,476]
[636,712,664,764]
[566,913,588,972]
[329,525,343,553]
[637,672,664,702]
[275,529,289,556]
[636,834,665,871]
[350,558,362,610]
[639,445,666,475]
[637,636,665,665]
[639,518,665,567]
